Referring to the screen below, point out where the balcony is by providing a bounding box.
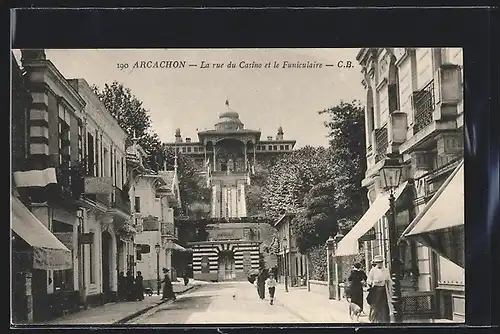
[374,125,388,163]
[413,80,435,134]
[161,222,176,238]
[111,186,131,215]
[400,65,462,155]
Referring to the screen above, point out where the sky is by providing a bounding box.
[13,48,365,148]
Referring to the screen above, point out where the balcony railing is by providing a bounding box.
[374,125,388,162]
[413,80,435,134]
[111,186,131,214]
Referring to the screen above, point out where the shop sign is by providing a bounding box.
[84,177,113,194]
[78,232,94,245]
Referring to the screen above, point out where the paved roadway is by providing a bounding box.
[129,282,307,324]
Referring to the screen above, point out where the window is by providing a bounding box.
[103,148,109,177]
[52,220,73,292]
[194,147,199,152]
[87,133,95,176]
[95,131,100,177]
[134,196,141,213]
[261,146,265,150]
[285,145,289,150]
[182,147,186,153]
[58,117,71,169]
[136,249,142,261]
[89,236,95,284]
[280,145,284,150]
[273,145,278,151]
[78,122,83,161]
[187,147,192,153]
[268,145,273,150]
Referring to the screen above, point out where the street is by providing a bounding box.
[129,282,308,324]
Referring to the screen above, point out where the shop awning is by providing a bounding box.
[336,181,409,256]
[11,195,73,270]
[172,243,188,252]
[400,160,464,267]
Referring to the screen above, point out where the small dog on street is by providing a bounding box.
[347,298,362,322]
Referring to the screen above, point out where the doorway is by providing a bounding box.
[101,231,112,302]
[218,250,235,281]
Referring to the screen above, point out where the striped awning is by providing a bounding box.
[172,243,188,252]
[400,160,464,267]
[11,195,73,270]
[336,181,409,256]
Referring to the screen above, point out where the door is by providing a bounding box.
[218,251,235,281]
[101,231,111,301]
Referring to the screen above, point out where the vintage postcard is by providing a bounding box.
[11,48,465,325]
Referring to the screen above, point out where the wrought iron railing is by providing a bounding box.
[413,80,435,134]
[401,291,437,319]
[375,125,388,162]
[112,186,131,214]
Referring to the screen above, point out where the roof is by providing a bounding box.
[158,170,176,190]
[273,212,296,227]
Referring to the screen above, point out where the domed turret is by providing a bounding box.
[215,100,244,131]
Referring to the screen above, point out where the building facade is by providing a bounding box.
[128,143,183,291]
[337,48,464,321]
[67,78,133,306]
[167,102,296,282]
[12,50,137,322]
[274,213,308,287]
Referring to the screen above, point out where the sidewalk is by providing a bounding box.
[274,284,370,324]
[38,281,202,325]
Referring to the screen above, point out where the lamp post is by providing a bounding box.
[283,236,288,292]
[379,159,403,323]
[155,243,161,296]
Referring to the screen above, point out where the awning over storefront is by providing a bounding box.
[172,243,188,252]
[336,181,409,256]
[11,195,73,270]
[400,160,464,267]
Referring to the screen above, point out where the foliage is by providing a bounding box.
[257,101,368,255]
[338,253,367,282]
[307,244,327,281]
[245,163,271,217]
[319,100,368,217]
[91,81,207,214]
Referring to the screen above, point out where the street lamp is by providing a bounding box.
[283,236,288,292]
[379,159,403,323]
[155,243,161,296]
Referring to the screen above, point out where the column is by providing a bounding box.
[244,144,247,170]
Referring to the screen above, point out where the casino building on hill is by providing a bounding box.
[164,101,296,281]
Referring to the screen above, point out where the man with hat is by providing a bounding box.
[366,255,392,323]
[161,268,176,301]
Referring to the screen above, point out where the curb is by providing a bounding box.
[113,285,196,324]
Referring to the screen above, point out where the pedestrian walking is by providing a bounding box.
[256,267,268,300]
[126,270,135,301]
[266,272,277,305]
[366,255,392,323]
[118,272,126,301]
[161,268,176,301]
[135,271,144,301]
[347,262,368,314]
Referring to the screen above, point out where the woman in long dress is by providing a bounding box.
[347,262,368,313]
[256,268,268,300]
[366,255,392,323]
[161,268,176,301]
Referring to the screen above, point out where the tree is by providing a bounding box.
[91,81,163,170]
[159,146,210,214]
[92,81,208,214]
[319,100,368,217]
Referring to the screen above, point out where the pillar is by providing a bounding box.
[24,271,33,322]
[326,236,336,300]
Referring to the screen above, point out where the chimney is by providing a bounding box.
[21,49,46,62]
[175,128,182,143]
[267,136,273,141]
[185,138,191,143]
